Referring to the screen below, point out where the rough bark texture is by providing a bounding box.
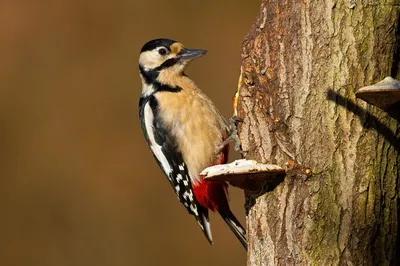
[237,1,400,265]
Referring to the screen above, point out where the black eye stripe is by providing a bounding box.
[154,57,178,71]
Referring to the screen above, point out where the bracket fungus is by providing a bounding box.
[356,76,400,110]
[200,159,286,192]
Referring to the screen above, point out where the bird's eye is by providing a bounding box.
[158,48,168,56]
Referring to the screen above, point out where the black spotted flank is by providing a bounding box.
[140,38,176,53]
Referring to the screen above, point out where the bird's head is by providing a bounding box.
[139,38,207,82]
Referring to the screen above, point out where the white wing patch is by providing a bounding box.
[144,103,172,176]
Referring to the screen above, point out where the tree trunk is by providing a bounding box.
[237,1,400,265]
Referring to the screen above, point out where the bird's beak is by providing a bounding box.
[178,48,207,61]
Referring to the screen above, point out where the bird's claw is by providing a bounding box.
[217,116,242,153]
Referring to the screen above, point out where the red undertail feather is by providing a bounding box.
[193,143,230,212]
[193,180,229,212]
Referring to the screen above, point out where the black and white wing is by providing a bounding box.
[139,95,213,243]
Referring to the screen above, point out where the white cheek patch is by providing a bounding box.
[139,51,161,69]
[144,103,172,177]
[139,49,177,70]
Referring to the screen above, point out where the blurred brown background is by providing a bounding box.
[0,1,258,265]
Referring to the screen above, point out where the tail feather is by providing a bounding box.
[193,179,247,249]
[219,210,248,250]
[195,206,213,245]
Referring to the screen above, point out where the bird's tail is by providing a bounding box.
[195,206,213,245]
[219,209,248,250]
[193,179,247,249]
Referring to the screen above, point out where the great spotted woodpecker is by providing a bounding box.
[138,38,247,249]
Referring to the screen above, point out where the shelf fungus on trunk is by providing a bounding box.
[355,76,400,110]
[200,159,286,192]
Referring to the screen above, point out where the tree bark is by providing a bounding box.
[237,1,400,265]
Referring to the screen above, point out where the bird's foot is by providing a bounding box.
[217,116,242,153]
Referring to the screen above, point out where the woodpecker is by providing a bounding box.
[138,38,247,250]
